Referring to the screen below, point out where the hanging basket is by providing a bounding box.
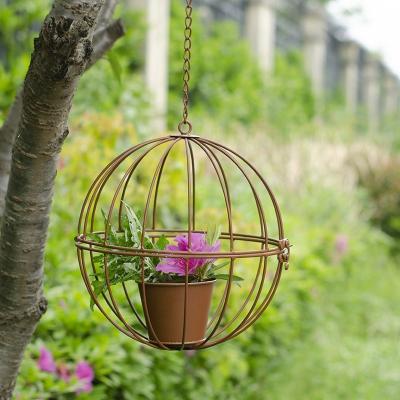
[75,135,290,350]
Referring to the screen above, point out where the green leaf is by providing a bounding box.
[107,53,122,85]
[92,254,105,264]
[122,202,142,243]
[155,235,169,250]
[214,274,244,282]
[124,226,129,242]
[206,224,221,245]
[90,297,95,311]
[86,233,103,243]
[122,262,138,273]
[121,214,130,230]
[210,260,230,272]
[101,209,113,239]
[90,280,106,311]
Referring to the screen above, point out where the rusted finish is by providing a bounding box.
[75,135,290,350]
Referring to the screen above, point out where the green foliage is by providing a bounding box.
[168,1,316,134]
[354,153,400,242]
[72,7,151,137]
[0,0,50,119]
[0,0,316,135]
[168,0,268,129]
[13,112,400,399]
[0,1,151,135]
[88,204,169,305]
[265,52,316,134]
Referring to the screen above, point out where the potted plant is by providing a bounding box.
[88,204,242,346]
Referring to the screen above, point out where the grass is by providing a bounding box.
[262,261,400,400]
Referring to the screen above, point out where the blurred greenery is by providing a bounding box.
[0,0,50,114]
[0,0,399,399]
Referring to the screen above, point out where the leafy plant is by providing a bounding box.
[353,153,400,243]
[88,203,242,309]
[87,203,168,308]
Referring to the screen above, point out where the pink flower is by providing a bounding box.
[156,233,220,276]
[59,300,67,310]
[37,347,56,373]
[57,157,66,170]
[185,349,197,358]
[335,234,349,256]
[75,361,95,394]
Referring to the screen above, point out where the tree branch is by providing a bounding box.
[89,18,124,68]
[97,0,119,27]
[0,0,121,397]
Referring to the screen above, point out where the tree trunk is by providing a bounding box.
[0,92,23,215]
[0,1,123,398]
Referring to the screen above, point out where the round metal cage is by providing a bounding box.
[75,134,290,350]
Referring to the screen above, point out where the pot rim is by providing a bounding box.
[137,279,216,287]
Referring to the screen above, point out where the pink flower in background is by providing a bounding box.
[37,347,57,373]
[335,234,349,256]
[75,361,95,394]
[156,233,220,276]
[185,349,197,358]
[57,157,66,171]
[59,300,67,310]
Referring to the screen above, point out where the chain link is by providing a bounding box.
[178,0,193,135]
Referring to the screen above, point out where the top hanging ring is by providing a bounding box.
[178,120,193,135]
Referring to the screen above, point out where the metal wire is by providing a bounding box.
[75,135,290,350]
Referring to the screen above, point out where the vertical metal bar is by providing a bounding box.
[191,139,234,347]
[79,138,170,334]
[197,138,283,347]
[140,138,180,349]
[102,141,174,341]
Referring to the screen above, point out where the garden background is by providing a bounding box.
[0,0,399,399]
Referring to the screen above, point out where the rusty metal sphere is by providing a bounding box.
[75,134,290,350]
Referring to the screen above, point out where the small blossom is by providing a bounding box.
[37,347,56,373]
[59,300,67,310]
[75,361,95,394]
[335,234,349,256]
[57,157,66,170]
[156,233,220,276]
[185,349,197,358]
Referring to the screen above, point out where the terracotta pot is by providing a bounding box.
[138,280,215,347]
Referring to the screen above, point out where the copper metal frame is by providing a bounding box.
[75,134,290,350]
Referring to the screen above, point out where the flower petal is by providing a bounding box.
[37,347,57,373]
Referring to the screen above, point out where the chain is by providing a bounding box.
[178,0,193,135]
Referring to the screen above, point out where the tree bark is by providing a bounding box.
[0,1,123,398]
[0,92,23,215]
